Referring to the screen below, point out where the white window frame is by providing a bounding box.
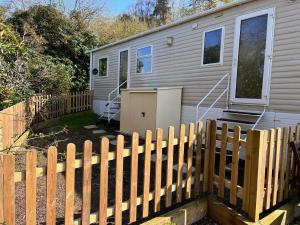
[98,56,109,78]
[118,47,131,90]
[230,8,275,106]
[136,45,153,74]
[201,26,225,66]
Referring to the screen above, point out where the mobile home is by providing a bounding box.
[89,0,300,134]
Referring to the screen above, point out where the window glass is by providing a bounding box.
[137,46,152,73]
[203,28,223,65]
[99,58,108,76]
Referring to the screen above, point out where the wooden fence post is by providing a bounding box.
[0,155,3,223]
[208,120,216,193]
[247,130,268,222]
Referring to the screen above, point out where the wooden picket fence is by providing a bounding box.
[0,91,93,151]
[0,120,299,225]
[207,120,300,221]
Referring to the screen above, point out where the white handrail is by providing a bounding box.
[196,73,230,123]
[252,107,266,130]
[108,80,127,103]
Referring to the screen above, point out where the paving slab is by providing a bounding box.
[106,135,116,139]
[92,129,107,134]
[83,125,98,129]
[173,163,195,174]
[110,140,129,146]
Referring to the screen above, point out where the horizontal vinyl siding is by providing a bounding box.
[92,0,300,113]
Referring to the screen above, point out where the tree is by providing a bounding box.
[153,0,171,25]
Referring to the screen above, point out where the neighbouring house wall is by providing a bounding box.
[91,0,300,123]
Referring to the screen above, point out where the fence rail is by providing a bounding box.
[0,91,93,151]
[0,120,299,224]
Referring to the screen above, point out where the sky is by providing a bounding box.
[106,0,134,15]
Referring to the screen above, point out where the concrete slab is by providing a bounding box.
[83,125,98,129]
[110,140,129,146]
[92,130,107,134]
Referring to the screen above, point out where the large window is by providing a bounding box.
[99,57,108,77]
[202,27,224,65]
[137,46,152,73]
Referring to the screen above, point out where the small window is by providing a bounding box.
[137,46,152,73]
[99,57,108,77]
[202,27,224,65]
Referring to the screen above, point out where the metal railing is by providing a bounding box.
[195,73,230,123]
[103,80,127,122]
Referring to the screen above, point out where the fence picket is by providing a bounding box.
[99,138,109,225]
[265,129,275,210]
[208,120,217,193]
[129,132,139,223]
[284,127,294,199]
[272,128,282,206]
[115,135,124,225]
[203,121,211,193]
[82,141,92,225]
[230,126,241,206]
[166,126,175,207]
[154,128,163,212]
[26,150,37,225]
[142,130,152,218]
[218,123,228,198]
[3,154,15,225]
[65,144,76,225]
[279,128,288,202]
[194,122,203,196]
[186,123,195,199]
[46,147,57,225]
[176,124,185,203]
[0,155,3,223]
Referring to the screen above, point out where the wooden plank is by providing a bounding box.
[3,154,15,225]
[194,121,203,196]
[129,132,139,223]
[248,130,267,222]
[115,135,124,225]
[142,130,152,218]
[279,127,288,202]
[176,124,185,203]
[82,141,92,225]
[259,131,268,213]
[0,155,3,223]
[65,144,76,225]
[284,127,293,199]
[272,128,282,206]
[218,123,228,198]
[185,123,195,199]
[186,123,195,199]
[26,150,37,225]
[99,138,109,225]
[166,126,175,207]
[203,121,211,193]
[46,147,57,225]
[208,120,217,193]
[154,128,163,212]
[265,129,275,210]
[230,126,240,206]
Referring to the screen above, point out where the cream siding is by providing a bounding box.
[91,0,300,114]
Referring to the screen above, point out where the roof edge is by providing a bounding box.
[89,0,255,53]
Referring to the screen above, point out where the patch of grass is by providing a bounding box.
[34,111,103,132]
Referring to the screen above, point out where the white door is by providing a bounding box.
[230,8,275,105]
[118,48,130,92]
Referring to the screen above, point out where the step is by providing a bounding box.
[223,110,262,116]
[217,126,247,135]
[217,118,256,125]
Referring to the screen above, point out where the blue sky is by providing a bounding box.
[106,0,134,15]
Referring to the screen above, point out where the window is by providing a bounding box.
[202,27,224,65]
[137,46,152,73]
[99,57,108,77]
